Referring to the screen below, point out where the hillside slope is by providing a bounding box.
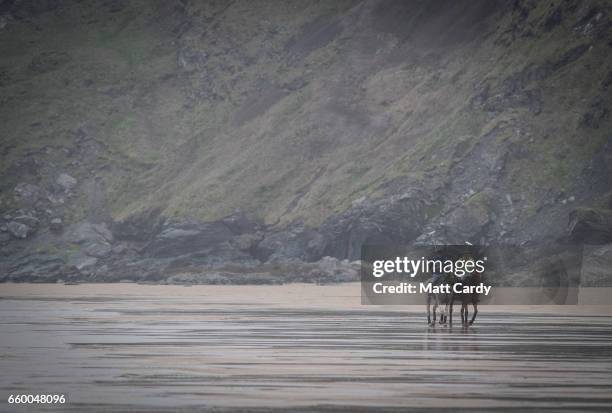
[1,0,611,283]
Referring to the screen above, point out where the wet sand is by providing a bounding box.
[1,283,612,412]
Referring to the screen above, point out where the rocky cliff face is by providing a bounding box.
[1,0,611,283]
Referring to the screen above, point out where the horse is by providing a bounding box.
[426,273,452,326]
[448,273,480,326]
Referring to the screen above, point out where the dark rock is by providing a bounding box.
[50,218,63,231]
[110,243,129,255]
[7,221,32,239]
[324,191,428,260]
[162,255,359,285]
[256,226,323,262]
[47,193,65,205]
[145,220,234,257]
[568,208,612,244]
[68,222,114,262]
[69,255,98,274]
[166,241,259,269]
[2,253,68,283]
[56,173,77,192]
[83,242,112,258]
[112,208,162,241]
[14,183,42,206]
[13,214,39,228]
[93,258,157,282]
[231,232,263,251]
[221,212,259,234]
[71,222,113,244]
[167,273,232,285]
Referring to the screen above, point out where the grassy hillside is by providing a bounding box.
[1,0,611,282]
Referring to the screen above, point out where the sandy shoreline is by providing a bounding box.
[1,282,611,314]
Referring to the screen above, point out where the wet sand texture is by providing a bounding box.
[1,283,612,412]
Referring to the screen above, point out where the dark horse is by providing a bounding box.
[448,273,480,326]
[427,273,481,326]
[426,273,452,326]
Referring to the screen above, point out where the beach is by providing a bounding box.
[1,283,612,412]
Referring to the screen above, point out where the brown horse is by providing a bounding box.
[448,273,480,326]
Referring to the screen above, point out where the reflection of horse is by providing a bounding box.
[426,273,452,326]
[449,273,480,326]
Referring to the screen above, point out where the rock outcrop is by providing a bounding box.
[569,208,612,245]
[7,221,32,239]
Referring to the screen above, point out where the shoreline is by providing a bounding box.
[1,282,611,314]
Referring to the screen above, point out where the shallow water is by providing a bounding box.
[1,283,612,412]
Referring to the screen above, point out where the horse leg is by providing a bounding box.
[439,301,447,324]
[445,300,450,324]
[469,302,478,325]
[432,302,437,327]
